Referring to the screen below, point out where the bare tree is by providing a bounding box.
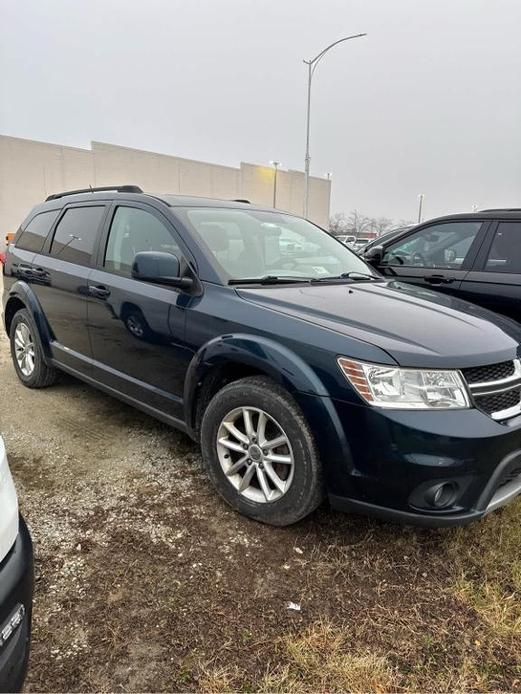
[370,217,394,236]
[330,210,415,238]
[329,212,348,235]
[347,210,372,237]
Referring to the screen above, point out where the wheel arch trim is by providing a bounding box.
[183,334,353,478]
[4,282,54,360]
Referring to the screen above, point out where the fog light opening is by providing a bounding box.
[426,482,458,509]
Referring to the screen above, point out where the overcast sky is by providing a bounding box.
[1,0,520,221]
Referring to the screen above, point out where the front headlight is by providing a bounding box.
[338,358,470,410]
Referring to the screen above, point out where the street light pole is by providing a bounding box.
[270,161,281,208]
[417,193,425,223]
[303,33,367,219]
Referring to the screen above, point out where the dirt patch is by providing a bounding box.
[0,314,520,691]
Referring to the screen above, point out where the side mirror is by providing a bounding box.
[132,251,193,288]
[363,245,384,265]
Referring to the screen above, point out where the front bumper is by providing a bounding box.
[0,516,34,693]
[324,399,521,527]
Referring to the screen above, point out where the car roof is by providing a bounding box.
[421,210,521,222]
[36,186,278,214]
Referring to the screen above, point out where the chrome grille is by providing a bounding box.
[462,359,521,421]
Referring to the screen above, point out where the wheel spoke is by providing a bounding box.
[238,463,256,492]
[242,408,255,439]
[14,337,24,350]
[263,460,286,493]
[26,353,34,372]
[266,452,292,465]
[223,421,249,444]
[257,411,268,445]
[225,454,249,476]
[257,467,273,501]
[264,434,287,451]
[218,437,245,453]
[20,324,30,342]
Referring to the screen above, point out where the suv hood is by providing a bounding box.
[237,280,521,368]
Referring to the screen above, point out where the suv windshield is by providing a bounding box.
[181,208,373,281]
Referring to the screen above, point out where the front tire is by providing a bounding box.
[200,376,323,526]
[9,309,57,388]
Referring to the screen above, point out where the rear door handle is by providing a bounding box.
[16,264,34,278]
[425,274,455,285]
[88,284,111,299]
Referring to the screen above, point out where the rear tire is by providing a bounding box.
[200,376,323,526]
[9,309,57,388]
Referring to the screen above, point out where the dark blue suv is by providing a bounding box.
[3,186,521,527]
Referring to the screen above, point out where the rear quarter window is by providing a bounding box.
[16,209,60,253]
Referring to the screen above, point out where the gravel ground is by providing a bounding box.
[1,286,520,692]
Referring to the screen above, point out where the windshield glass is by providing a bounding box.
[180,208,373,281]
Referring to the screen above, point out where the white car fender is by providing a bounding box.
[0,437,19,564]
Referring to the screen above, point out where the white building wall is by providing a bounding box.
[0,135,331,246]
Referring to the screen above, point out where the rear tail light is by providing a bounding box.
[0,252,5,266]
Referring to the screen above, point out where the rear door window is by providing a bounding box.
[49,206,106,266]
[484,222,521,273]
[16,210,60,253]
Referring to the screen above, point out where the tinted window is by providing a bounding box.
[17,210,59,253]
[484,222,521,273]
[382,221,482,269]
[105,206,180,276]
[50,206,105,266]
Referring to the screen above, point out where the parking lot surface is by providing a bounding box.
[0,307,520,691]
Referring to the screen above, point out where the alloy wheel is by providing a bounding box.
[216,406,295,503]
[14,322,36,377]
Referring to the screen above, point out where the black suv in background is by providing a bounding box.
[4,187,521,527]
[362,210,521,323]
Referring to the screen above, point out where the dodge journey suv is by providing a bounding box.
[3,186,521,527]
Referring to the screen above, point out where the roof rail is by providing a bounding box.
[45,185,144,202]
[480,207,521,212]
[232,198,251,204]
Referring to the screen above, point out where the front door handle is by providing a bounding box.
[425,274,455,285]
[88,284,111,299]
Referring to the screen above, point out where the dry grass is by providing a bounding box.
[445,501,521,638]
[200,620,397,693]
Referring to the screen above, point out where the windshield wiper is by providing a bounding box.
[229,275,312,285]
[310,271,380,283]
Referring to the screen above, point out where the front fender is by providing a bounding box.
[184,334,354,479]
[4,281,54,361]
[184,333,329,405]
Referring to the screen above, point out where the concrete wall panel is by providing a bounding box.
[0,135,331,247]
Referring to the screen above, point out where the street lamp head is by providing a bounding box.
[270,160,281,168]
[325,172,333,180]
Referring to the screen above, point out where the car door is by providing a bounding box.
[87,202,194,422]
[377,220,489,298]
[455,220,521,322]
[29,202,109,372]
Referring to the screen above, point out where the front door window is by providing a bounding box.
[382,221,483,269]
